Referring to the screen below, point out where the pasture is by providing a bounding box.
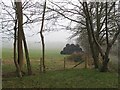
[2,48,118,88]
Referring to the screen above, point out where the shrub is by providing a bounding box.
[67,53,83,62]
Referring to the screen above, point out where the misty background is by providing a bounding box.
[2,30,76,50]
[1,0,78,51]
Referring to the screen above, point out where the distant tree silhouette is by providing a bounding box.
[60,44,83,55]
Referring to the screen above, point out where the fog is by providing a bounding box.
[2,30,76,50]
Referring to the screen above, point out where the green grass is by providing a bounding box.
[2,48,68,74]
[29,49,63,60]
[2,48,118,88]
[2,69,118,88]
[2,48,63,60]
[2,48,13,60]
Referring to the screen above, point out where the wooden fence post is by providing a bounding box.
[64,57,66,70]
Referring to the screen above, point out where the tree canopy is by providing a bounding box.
[60,44,83,55]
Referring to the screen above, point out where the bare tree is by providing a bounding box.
[46,0,120,71]
[15,0,24,74]
[15,0,32,75]
[13,18,22,77]
[1,0,42,76]
[40,0,46,72]
[82,2,120,72]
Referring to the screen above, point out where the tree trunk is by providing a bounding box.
[40,33,45,72]
[40,0,46,72]
[100,46,111,72]
[118,0,120,74]
[100,2,109,72]
[100,55,109,72]
[15,1,24,71]
[86,21,99,69]
[13,19,22,77]
[118,33,120,74]
[85,17,99,69]
[93,44,99,68]
[100,44,111,72]
[15,0,32,75]
[82,2,120,72]
[22,30,32,75]
[83,2,99,69]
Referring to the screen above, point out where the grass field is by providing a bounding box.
[2,69,118,88]
[2,48,119,88]
[2,48,63,60]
